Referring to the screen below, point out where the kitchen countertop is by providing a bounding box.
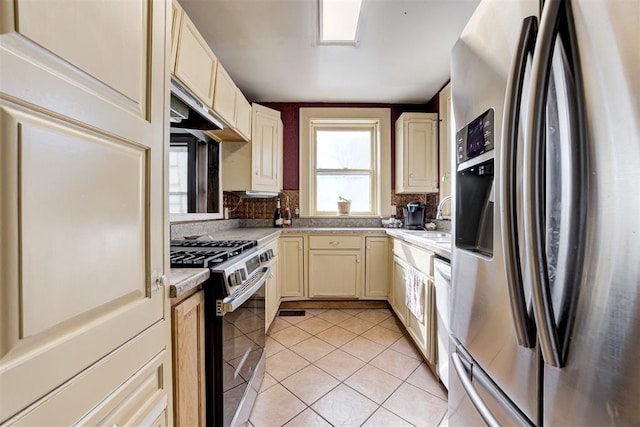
[386,229,452,260]
[169,227,451,298]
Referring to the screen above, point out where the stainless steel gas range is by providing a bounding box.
[170,239,274,427]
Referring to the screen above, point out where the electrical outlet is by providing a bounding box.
[294,207,300,216]
[390,205,397,216]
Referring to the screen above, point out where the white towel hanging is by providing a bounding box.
[405,265,425,319]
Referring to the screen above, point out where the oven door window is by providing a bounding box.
[222,282,265,426]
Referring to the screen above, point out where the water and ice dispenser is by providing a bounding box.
[455,109,495,257]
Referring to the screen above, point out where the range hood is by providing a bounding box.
[230,190,279,199]
[170,79,225,131]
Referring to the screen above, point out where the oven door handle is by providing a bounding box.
[217,266,270,315]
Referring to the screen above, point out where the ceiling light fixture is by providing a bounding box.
[318,0,364,46]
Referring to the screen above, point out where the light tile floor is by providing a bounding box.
[248,307,448,427]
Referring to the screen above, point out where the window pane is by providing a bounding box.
[316,174,371,212]
[316,129,372,169]
[169,146,188,214]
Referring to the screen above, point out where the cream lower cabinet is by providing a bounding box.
[395,112,439,194]
[0,0,170,423]
[266,260,280,330]
[171,291,206,427]
[391,239,437,365]
[391,256,409,325]
[364,236,390,298]
[279,236,305,298]
[264,239,281,330]
[308,235,363,299]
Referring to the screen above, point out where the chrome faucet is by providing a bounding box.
[436,196,452,220]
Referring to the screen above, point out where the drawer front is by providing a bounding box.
[392,239,433,276]
[309,235,362,250]
[7,322,168,426]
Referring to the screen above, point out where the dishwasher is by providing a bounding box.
[433,257,451,389]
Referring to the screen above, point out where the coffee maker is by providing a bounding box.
[403,201,426,230]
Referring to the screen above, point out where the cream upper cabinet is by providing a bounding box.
[0,0,169,423]
[170,0,183,73]
[234,91,252,141]
[364,236,390,299]
[308,236,363,299]
[252,104,282,191]
[279,236,305,298]
[438,83,452,217]
[212,63,237,128]
[221,103,282,193]
[395,112,439,194]
[174,11,217,107]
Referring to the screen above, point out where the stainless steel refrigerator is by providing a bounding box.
[449,0,640,425]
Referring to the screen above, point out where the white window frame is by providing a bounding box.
[300,108,391,217]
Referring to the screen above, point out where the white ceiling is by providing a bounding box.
[180,0,480,104]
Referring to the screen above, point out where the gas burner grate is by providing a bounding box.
[169,250,229,268]
[170,240,257,251]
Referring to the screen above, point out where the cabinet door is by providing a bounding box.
[170,0,183,73]
[407,279,436,364]
[406,118,438,191]
[174,11,217,107]
[439,83,452,217]
[172,291,206,427]
[235,91,252,141]
[279,237,305,298]
[251,103,281,191]
[309,250,361,298]
[364,237,390,298]
[212,63,237,127]
[396,113,439,193]
[391,257,408,324]
[266,261,280,330]
[0,0,167,422]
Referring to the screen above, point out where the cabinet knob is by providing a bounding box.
[356,258,360,263]
[329,241,340,245]
[255,171,259,175]
[151,271,167,294]
[409,172,414,178]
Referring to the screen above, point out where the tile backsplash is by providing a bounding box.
[223,190,440,221]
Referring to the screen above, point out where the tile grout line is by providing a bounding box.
[256,308,447,426]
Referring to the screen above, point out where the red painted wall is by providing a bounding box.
[262,99,439,190]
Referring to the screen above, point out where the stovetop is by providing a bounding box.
[170,239,258,269]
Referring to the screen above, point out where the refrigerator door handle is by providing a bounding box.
[525,0,587,368]
[500,15,538,349]
[524,0,563,368]
[451,352,500,427]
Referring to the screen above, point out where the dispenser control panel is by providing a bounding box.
[456,108,494,164]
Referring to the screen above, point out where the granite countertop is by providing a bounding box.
[169,226,451,298]
[282,227,387,235]
[169,267,210,299]
[386,229,452,260]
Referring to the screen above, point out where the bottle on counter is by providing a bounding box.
[284,201,292,228]
[273,198,283,228]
